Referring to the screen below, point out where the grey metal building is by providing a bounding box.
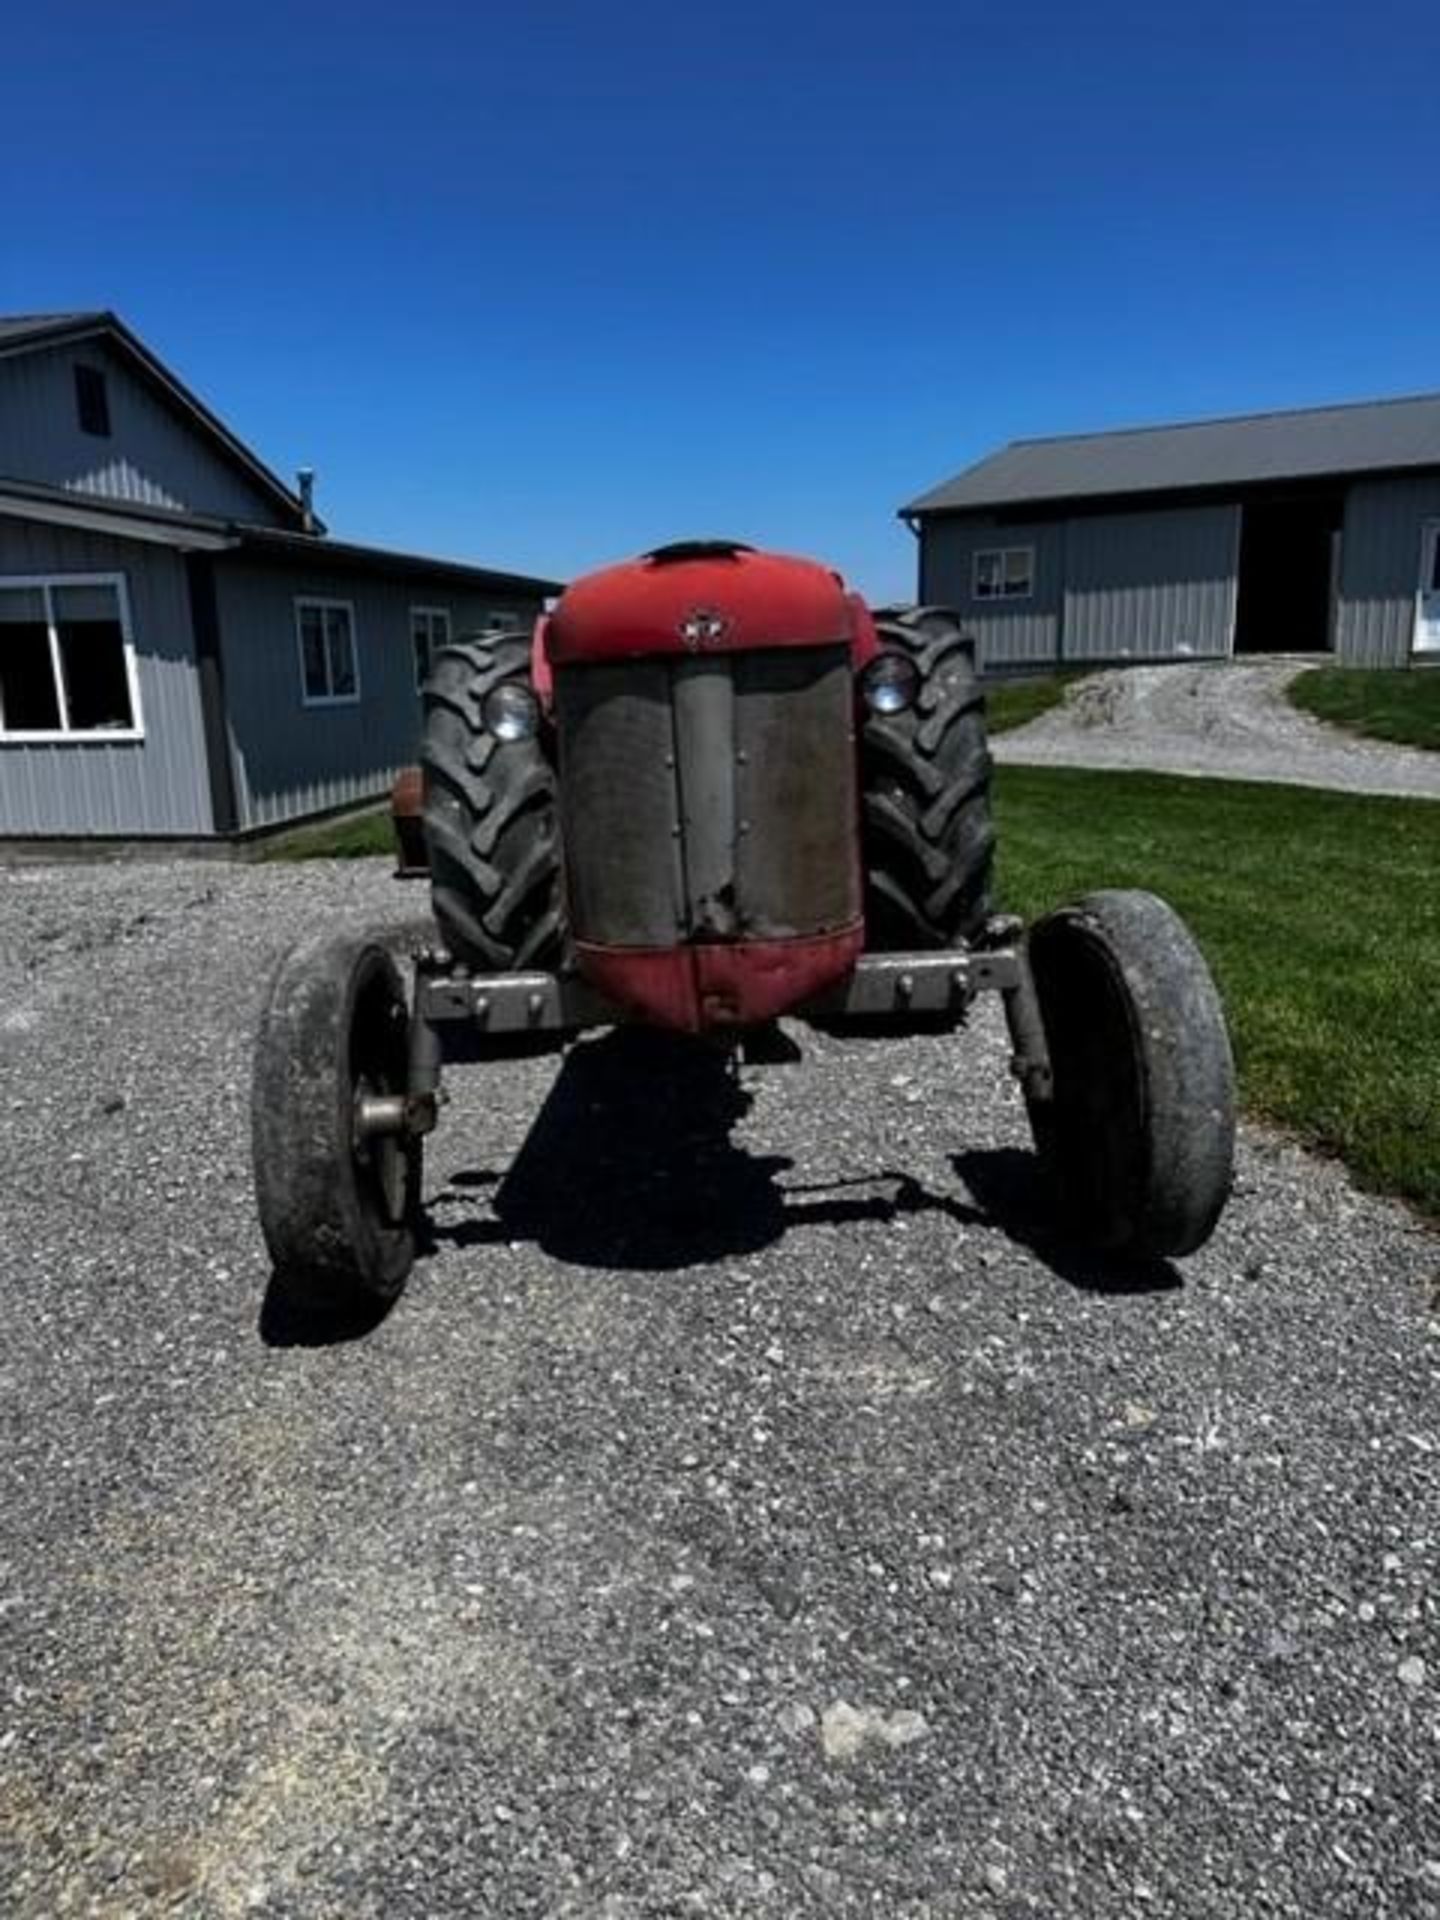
[902,395,1440,673]
[0,312,560,840]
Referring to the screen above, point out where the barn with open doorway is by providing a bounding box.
[903,393,1440,672]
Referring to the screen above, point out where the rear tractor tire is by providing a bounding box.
[861,605,995,950]
[421,629,567,972]
[252,933,422,1308]
[1024,889,1236,1259]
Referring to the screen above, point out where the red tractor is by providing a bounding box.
[252,541,1235,1305]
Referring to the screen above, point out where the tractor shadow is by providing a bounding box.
[428,1027,1180,1295]
[951,1148,1180,1297]
[259,1277,396,1349]
[433,1026,961,1271]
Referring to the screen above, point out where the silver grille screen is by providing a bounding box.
[554,646,858,946]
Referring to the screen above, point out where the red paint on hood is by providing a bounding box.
[546,543,878,667]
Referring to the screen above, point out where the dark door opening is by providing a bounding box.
[1233,494,1343,654]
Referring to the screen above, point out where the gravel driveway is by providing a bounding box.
[994,660,1440,798]
[2,859,1438,1918]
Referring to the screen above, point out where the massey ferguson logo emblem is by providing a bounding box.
[678,607,731,651]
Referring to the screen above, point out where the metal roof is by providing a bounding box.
[0,475,564,595]
[0,481,233,552]
[904,392,1440,516]
[233,523,564,595]
[0,312,105,347]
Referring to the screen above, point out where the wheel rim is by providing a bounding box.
[348,969,412,1232]
[352,1073,407,1225]
[1031,925,1146,1240]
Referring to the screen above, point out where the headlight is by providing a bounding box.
[484,682,540,742]
[861,651,919,716]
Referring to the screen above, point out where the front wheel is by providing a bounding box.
[1024,889,1235,1258]
[252,933,422,1307]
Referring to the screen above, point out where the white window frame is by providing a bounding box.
[411,604,451,689]
[0,572,144,744]
[1415,520,1440,656]
[294,597,361,708]
[972,545,1036,603]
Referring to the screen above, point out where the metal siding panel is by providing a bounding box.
[1062,504,1237,661]
[216,565,544,830]
[0,517,212,834]
[918,518,1062,671]
[1335,476,1440,665]
[0,340,287,524]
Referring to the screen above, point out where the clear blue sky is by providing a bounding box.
[1,2,1434,600]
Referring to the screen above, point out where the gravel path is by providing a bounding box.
[2,859,1438,1918]
[994,660,1440,798]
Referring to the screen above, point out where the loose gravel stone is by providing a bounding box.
[1,854,1437,1917]
[995,659,1440,798]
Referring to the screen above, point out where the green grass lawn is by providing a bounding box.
[984,670,1086,735]
[1289,665,1440,751]
[258,805,393,861]
[995,765,1440,1221]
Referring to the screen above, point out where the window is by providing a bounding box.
[411,606,451,689]
[75,364,111,437]
[0,575,141,740]
[484,609,524,633]
[972,546,1035,602]
[295,599,360,706]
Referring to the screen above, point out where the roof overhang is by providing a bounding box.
[902,463,1440,526]
[0,485,235,551]
[0,475,562,592]
[228,524,563,594]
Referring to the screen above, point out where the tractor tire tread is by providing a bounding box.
[860,605,995,949]
[421,629,568,971]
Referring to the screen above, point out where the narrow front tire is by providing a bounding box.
[252,934,421,1308]
[1025,889,1235,1258]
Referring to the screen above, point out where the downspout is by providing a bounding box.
[899,510,924,601]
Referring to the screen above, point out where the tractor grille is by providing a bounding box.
[554,646,859,947]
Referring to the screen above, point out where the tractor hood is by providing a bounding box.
[544,540,878,667]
